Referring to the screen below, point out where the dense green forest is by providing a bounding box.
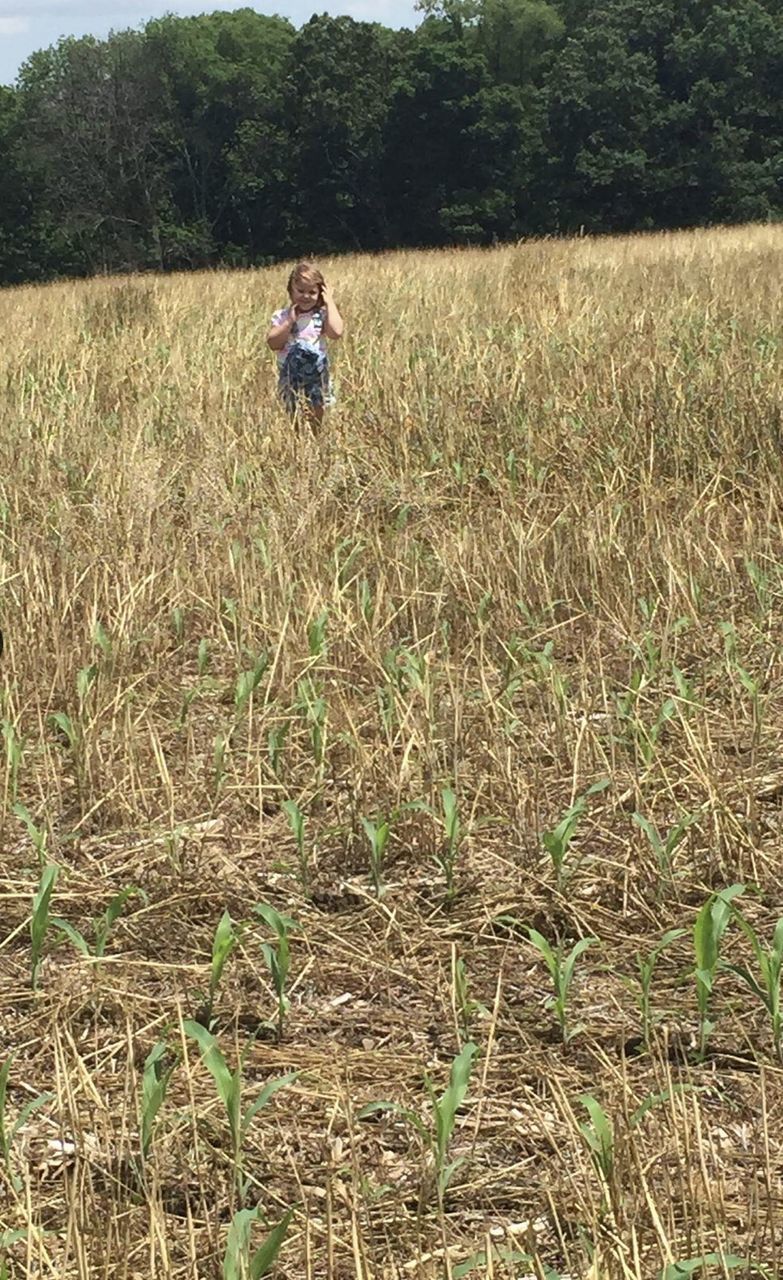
[0,0,780,284]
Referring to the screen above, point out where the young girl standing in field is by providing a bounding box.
[267,262,344,423]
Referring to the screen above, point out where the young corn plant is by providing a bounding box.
[631,928,687,1049]
[541,779,609,889]
[723,909,783,1058]
[694,884,745,1059]
[197,910,241,1030]
[452,951,489,1048]
[223,1207,294,1280]
[527,929,597,1043]
[30,864,59,990]
[359,1042,477,1206]
[267,724,288,778]
[140,1040,177,1164]
[577,1094,616,1207]
[614,667,646,744]
[295,677,328,785]
[361,814,390,897]
[1,1057,52,1189]
[576,1086,703,1218]
[183,1021,296,1203]
[13,803,47,869]
[427,1039,477,1202]
[253,903,298,1040]
[409,787,465,903]
[49,698,89,806]
[633,596,662,678]
[233,651,269,720]
[52,885,146,963]
[635,697,676,768]
[307,607,329,659]
[632,809,698,897]
[282,799,309,892]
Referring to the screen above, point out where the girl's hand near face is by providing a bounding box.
[320,282,332,309]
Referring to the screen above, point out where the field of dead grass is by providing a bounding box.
[1,225,783,1280]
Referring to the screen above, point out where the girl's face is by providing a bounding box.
[291,277,322,311]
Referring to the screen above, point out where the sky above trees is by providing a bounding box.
[0,0,422,84]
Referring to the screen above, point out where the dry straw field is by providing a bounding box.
[1,225,783,1280]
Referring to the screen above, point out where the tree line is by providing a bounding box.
[0,0,780,285]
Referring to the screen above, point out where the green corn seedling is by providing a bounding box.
[694,884,745,1058]
[452,953,488,1048]
[632,928,687,1049]
[234,652,269,718]
[427,1040,478,1199]
[636,697,676,767]
[184,1021,296,1201]
[671,664,698,712]
[140,1041,177,1162]
[13,803,47,869]
[634,596,662,676]
[176,685,200,730]
[50,708,85,798]
[614,667,645,736]
[528,929,597,1043]
[30,864,59,989]
[577,1086,703,1214]
[267,724,288,777]
[254,903,298,1039]
[223,1207,294,1280]
[723,910,783,1057]
[541,779,609,889]
[334,536,363,591]
[359,1042,477,1205]
[197,638,210,676]
[171,606,185,642]
[577,1094,615,1195]
[407,786,464,902]
[76,664,97,704]
[632,810,697,894]
[361,815,390,897]
[204,909,241,1026]
[53,885,146,962]
[295,677,327,773]
[282,799,308,891]
[93,619,112,661]
[1,1229,29,1280]
[0,1057,52,1187]
[439,787,462,902]
[307,608,329,658]
[358,577,373,623]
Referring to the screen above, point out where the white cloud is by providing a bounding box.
[0,16,28,33]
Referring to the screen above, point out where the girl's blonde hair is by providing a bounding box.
[288,261,325,293]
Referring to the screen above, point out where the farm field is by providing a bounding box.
[1,225,783,1280]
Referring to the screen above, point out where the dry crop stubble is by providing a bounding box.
[1,225,783,1279]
